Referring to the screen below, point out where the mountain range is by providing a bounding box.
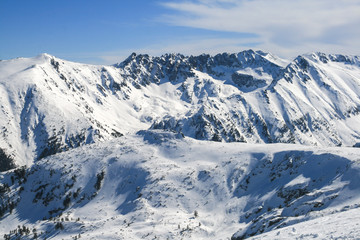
[1,50,360,239]
[1,50,360,167]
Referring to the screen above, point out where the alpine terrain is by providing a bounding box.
[1,50,360,239]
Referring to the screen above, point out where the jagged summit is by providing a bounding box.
[302,52,360,65]
[114,50,285,87]
[115,50,284,70]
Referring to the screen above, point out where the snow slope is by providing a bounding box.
[248,207,360,240]
[1,131,360,239]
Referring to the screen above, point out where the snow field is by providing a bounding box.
[1,131,360,239]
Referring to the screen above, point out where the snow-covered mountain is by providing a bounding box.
[1,50,360,167]
[1,131,360,239]
[1,50,360,239]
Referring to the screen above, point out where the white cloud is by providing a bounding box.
[159,0,360,58]
[66,0,360,65]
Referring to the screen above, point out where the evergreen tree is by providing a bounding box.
[0,148,16,172]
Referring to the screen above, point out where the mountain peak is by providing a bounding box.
[299,52,360,66]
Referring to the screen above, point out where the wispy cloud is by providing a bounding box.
[62,0,360,65]
[159,0,360,58]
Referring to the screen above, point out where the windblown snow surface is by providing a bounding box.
[1,51,360,239]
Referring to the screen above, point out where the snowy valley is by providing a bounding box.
[1,50,360,239]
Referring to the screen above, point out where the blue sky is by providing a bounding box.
[1,0,360,64]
